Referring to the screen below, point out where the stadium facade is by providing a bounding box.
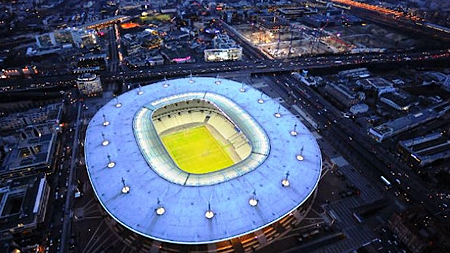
[85,77,322,252]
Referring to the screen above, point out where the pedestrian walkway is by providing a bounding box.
[339,165,383,203]
[318,198,374,253]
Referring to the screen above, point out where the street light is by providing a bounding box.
[258,92,264,104]
[115,97,122,108]
[274,105,281,118]
[291,123,298,136]
[205,202,214,219]
[248,191,258,207]
[296,146,304,161]
[240,82,246,93]
[102,114,110,126]
[156,206,165,215]
[101,132,109,146]
[281,171,290,187]
[189,71,195,83]
[107,154,115,168]
[215,74,221,85]
[155,198,165,215]
[163,76,169,88]
[121,177,130,194]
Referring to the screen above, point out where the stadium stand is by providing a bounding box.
[151,99,252,164]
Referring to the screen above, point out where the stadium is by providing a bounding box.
[84,77,322,252]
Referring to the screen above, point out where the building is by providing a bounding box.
[53,28,74,45]
[0,103,62,132]
[0,173,50,239]
[161,50,192,64]
[339,68,370,80]
[84,77,322,251]
[125,53,164,68]
[0,66,39,79]
[277,7,313,20]
[147,55,164,66]
[368,102,450,142]
[204,34,242,62]
[418,71,447,86]
[35,33,54,48]
[349,103,369,114]
[324,82,365,107]
[388,211,429,253]
[443,75,450,92]
[71,28,98,48]
[303,15,339,28]
[341,15,363,25]
[388,207,450,253]
[292,72,323,87]
[257,15,290,31]
[0,124,59,179]
[35,27,98,49]
[119,0,142,10]
[357,77,396,96]
[379,91,417,111]
[397,132,450,167]
[76,73,103,96]
[161,45,194,64]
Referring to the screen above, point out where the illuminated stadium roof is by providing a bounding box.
[85,77,322,244]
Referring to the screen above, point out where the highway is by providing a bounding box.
[329,0,450,43]
[100,49,450,84]
[2,48,448,92]
[330,0,421,22]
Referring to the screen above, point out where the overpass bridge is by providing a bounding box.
[81,15,130,30]
[103,49,450,82]
[1,49,450,90]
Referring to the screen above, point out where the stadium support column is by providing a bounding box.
[150,241,161,253]
[207,243,217,252]
[230,238,245,253]
[254,230,268,246]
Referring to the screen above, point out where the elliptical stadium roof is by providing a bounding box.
[84,77,322,244]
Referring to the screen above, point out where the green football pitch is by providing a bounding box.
[161,125,234,174]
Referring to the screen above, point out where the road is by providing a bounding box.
[59,101,82,253]
[2,48,449,92]
[108,24,120,73]
[330,0,450,43]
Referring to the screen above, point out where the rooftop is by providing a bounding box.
[0,129,57,177]
[0,173,48,235]
[365,77,393,89]
[400,132,450,166]
[369,102,450,141]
